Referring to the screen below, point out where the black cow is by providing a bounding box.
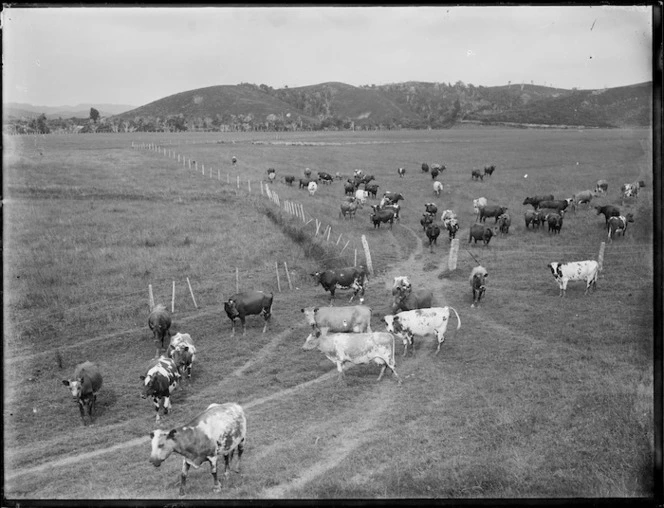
[431,167,439,179]
[299,178,311,189]
[359,175,375,185]
[420,213,435,231]
[469,224,498,246]
[483,165,496,177]
[397,167,406,178]
[479,205,508,223]
[425,224,441,249]
[595,204,621,225]
[471,170,484,181]
[311,266,368,304]
[148,304,172,358]
[444,218,459,240]
[364,183,380,199]
[522,195,555,209]
[318,172,333,184]
[537,200,568,212]
[383,192,404,204]
[391,288,433,313]
[371,209,396,229]
[344,181,356,196]
[284,175,295,186]
[421,163,429,173]
[62,361,103,426]
[383,204,401,221]
[424,203,438,215]
[224,291,274,335]
[470,266,488,308]
[546,213,564,234]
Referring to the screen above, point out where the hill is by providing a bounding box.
[4,103,136,120]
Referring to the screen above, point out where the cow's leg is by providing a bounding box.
[78,400,86,425]
[207,455,222,492]
[180,460,190,497]
[241,318,247,336]
[235,439,245,473]
[434,330,445,355]
[230,319,236,337]
[163,396,171,415]
[154,399,161,422]
[336,362,346,383]
[376,362,387,382]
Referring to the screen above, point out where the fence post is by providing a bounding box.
[361,235,373,275]
[275,262,282,292]
[236,267,239,293]
[598,241,606,272]
[171,281,175,313]
[260,181,264,195]
[354,249,357,267]
[448,239,460,272]
[186,277,198,309]
[148,284,155,311]
[237,175,240,189]
[284,262,293,290]
[248,180,251,192]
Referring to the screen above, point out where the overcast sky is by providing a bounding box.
[2,5,653,108]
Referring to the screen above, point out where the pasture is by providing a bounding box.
[3,127,655,500]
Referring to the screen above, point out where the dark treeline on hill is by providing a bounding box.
[4,80,652,134]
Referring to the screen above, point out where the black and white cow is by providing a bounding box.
[318,172,333,184]
[397,167,406,178]
[224,291,274,335]
[311,266,368,304]
[167,332,197,379]
[140,356,181,422]
[607,214,635,241]
[441,210,459,240]
[469,266,488,308]
[595,180,608,194]
[547,260,599,297]
[383,307,461,357]
[62,361,103,426]
[149,402,246,496]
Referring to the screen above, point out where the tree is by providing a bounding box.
[89,107,100,123]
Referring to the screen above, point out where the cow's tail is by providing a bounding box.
[449,306,462,331]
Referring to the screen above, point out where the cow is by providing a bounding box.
[299,178,311,189]
[224,291,273,335]
[304,167,312,178]
[424,203,438,215]
[537,200,568,213]
[470,266,488,308]
[497,213,511,234]
[522,195,555,209]
[426,224,441,250]
[595,204,621,225]
[442,213,459,240]
[301,305,372,333]
[140,356,181,422]
[471,169,484,181]
[479,205,508,223]
[383,307,461,357]
[340,199,362,220]
[391,276,412,295]
[420,213,435,231]
[355,189,369,204]
[595,180,608,194]
[484,165,496,177]
[370,209,395,229]
[547,260,599,297]
[421,163,429,173]
[469,224,498,246]
[302,328,402,384]
[148,304,172,358]
[358,174,375,186]
[149,402,246,497]
[571,190,596,209]
[430,166,440,179]
[318,172,333,184]
[397,167,406,178]
[473,197,488,217]
[546,213,564,234]
[607,214,635,242]
[311,266,368,304]
[167,332,196,379]
[267,168,276,176]
[308,181,318,196]
[62,361,103,426]
[433,180,444,196]
[382,192,404,205]
[284,175,295,186]
[364,183,380,199]
[231,156,237,165]
[524,209,543,229]
[344,181,356,196]
[391,288,434,313]
[267,168,276,183]
[621,182,640,200]
[335,172,343,181]
[383,203,401,221]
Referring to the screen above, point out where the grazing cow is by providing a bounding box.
[383,192,404,205]
[497,213,511,234]
[471,169,484,181]
[426,223,441,249]
[421,163,429,173]
[370,209,396,229]
[311,266,368,304]
[470,266,488,308]
[304,167,312,178]
[469,224,498,246]
[424,203,438,215]
[149,402,246,497]
[224,291,273,335]
[344,181,356,196]
[607,214,635,241]
[595,204,621,225]
[301,305,372,333]
[545,212,564,234]
[149,304,172,358]
[430,166,440,179]
[433,180,443,196]
[383,307,461,356]
[522,195,555,209]
[302,328,402,384]
[420,213,435,231]
[284,175,295,186]
[397,167,406,178]
[299,178,311,189]
[167,333,196,379]
[358,175,375,186]
[595,180,608,194]
[391,288,434,313]
[572,190,596,209]
[547,260,599,297]
[364,183,380,199]
[335,172,343,181]
[318,172,333,184]
[308,181,318,196]
[479,205,508,223]
[537,200,568,213]
[473,197,488,216]
[524,209,543,229]
[621,182,640,200]
[62,361,103,426]
[340,199,362,219]
[140,356,181,422]
[355,189,369,204]
[231,156,237,165]
[483,165,496,177]
[391,276,412,295]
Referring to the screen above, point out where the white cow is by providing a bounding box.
[473,197,488,217]
[308,181,318,196]
[355,189,368,204]
[302,328,401,384]
[383,307,461,356]
[391,276,412,295]
[167,332,197,379]
[547,260,599,297]
[301,305,373,333]
[433,181,443,196]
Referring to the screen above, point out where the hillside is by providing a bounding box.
[4,103,136,120]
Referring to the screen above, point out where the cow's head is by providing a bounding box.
[302,327,327,350]
[149,429,178,467]
[625,213,635,223]
[139,374,155,399]
[62,378,84,401]
[547,262,563,279]
[169,346,190,373]
[224,299,239,319]
[301,307,319,329]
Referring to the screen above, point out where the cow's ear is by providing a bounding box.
[167,429,177,440]
[149,432,155,439]
[300,308,305,313]
[182,346,188,352]
[313,307,319,313]
[62,379,70,386]
[139,375,146,380]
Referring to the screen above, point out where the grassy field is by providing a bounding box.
[3,127,656,501]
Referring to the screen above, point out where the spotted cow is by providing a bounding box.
[383,307,461,357]
[140,356,181,422]
[547,260,599,297]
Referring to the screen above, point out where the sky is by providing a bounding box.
[2,5,654,108]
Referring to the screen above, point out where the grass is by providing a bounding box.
[3,128,655,501]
